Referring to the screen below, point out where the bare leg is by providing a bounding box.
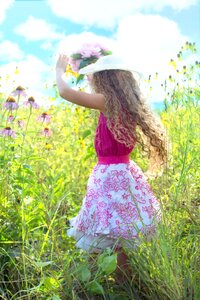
[88,248,131,280]
[115,248,132,285]
[116,250,129,273]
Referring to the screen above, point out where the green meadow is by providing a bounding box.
[0,43,199,299]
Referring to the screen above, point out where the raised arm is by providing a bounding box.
[56,54,105,111]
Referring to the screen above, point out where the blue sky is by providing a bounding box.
[0,0,199,106]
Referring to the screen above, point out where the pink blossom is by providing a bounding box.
[12,86,27,98]
[69,43,112,75]
[77,43,104,58]
[0,127,16,138]
[7,115,15,123]
[24,97,40,109]
[41,127,52,137]
[17,120,25,128]
[98,44,109,52]
[37,112,51,124]
[4,97,19,111]
[80,47,101,58]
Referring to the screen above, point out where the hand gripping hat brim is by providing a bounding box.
[79,54,142,78]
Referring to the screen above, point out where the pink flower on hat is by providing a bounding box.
[79,43,102,58]
[70,43,112,71]
[68,43,112,84]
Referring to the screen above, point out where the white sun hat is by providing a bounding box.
[79,54,142,79]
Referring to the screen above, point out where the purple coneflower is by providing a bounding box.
[37,112,51,124]
[17,120,25,128]
[0,127,16,138]
[4,96,19,111]
[41,127,52,137]
[24,97,40,109]
[7,115,15,123]
[12,86,27,98]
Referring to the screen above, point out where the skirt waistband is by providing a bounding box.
[98,155,130,165]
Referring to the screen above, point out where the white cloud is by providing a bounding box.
[15,16,64,41]
[0,0,14,24]
[0,40,24,61]
[47,0,198,29]
[0,55,53,104]
[56,31,116,56]
[114,14,187,75]
[41,41,53,50]
[114,14,189,102]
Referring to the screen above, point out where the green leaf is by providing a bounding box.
[76,265,91,282]
[97,252,105,265]
[82,130,91,139]
[22,163,32,169]
[83,152,93,161]
[98,254,117,275]
[22,163,34,175]
[79,59,90,69]
[88,280,104,295]
[102,50,112,56]
[76,74,84,84]
[71,53,82,59]
[35,261,53,268]
[43,277,60,290]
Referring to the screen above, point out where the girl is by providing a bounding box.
[56,51,168,272]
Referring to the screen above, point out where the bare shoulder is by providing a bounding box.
[59,88,105,111]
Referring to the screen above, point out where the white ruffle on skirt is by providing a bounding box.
[67,160,161,253]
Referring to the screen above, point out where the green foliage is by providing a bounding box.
[87,280,104,295]
[97,252,117,275]
[0,42,199,299]
[75,265,91,282]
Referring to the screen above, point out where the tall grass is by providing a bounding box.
[0,43,199,299]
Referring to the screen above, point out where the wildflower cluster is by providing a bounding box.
[0,86,53,140]
[67,43,112,84]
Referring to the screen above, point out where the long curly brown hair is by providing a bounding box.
[91,70,169,173]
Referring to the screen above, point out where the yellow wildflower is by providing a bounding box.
[65,64,79,78]
[45,143,52,150]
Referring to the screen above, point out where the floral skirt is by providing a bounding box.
[67,160,161,253]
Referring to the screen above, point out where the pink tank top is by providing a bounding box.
[94,112,137,164]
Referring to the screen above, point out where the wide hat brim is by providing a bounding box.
[78,54,142,79]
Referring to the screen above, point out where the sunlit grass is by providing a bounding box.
[0,43,199,299]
